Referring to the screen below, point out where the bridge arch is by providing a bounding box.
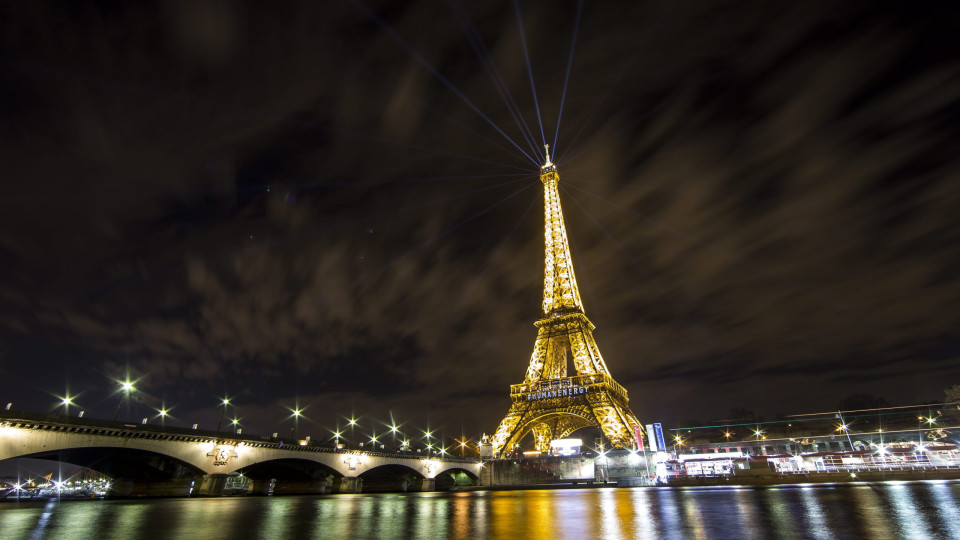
[433,466,480,490]
[12,445,205,479]
[359,463,426,492]
[232,457,344,495]
[3,445,207,497]
[504,411,596,454]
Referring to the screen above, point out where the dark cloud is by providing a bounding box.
[0,0,958,439]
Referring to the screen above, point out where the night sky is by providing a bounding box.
[1,1,958,443]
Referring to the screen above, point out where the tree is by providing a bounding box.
[944,385,960,404]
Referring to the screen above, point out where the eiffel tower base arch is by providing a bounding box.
[491,378,642,457]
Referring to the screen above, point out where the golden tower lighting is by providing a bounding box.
[489,145,643,457]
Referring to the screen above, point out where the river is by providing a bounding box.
[4,481,960,539]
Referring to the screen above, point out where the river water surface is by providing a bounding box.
[3,481,960,539]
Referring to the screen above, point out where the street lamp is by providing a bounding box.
[58,396,73,416]
[333,429,342,449]
[157,407,169,427]
[347,417,358,449]
[113,380,135,421]
[389,422,399,447]
[424,428,434,454]
[218,396,231,432]
[292,408,302,439]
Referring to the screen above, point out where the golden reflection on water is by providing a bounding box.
[598,489,627,539]
[450,492,473,539]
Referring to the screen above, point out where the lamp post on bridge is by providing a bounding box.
[292,408,302,440]
[347,416,358,449]
[217,396,231,433]
[113,380,135,421]
[424,428,434,456]
[389,414,400,452]
[57,396,73,416]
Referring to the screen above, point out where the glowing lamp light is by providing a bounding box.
[120,381,135,392]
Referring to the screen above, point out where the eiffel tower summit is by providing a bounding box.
[489,146,643,458]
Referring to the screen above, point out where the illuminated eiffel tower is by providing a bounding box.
[490,146,643,458]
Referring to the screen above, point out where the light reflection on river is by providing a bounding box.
[3,481,960,539]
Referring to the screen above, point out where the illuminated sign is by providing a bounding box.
[550,438,583,456]
[525,385,589,401]
[206,444,238,466]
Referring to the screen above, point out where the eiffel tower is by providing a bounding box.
[489,146,642,458]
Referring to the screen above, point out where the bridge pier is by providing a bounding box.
[107,477,195,497]
[417,478,436,492]
[248,479,273,495]
[197,474,230,496]
[272,477,334,495]
[337,476,363,493]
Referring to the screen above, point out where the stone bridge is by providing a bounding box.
[0,412,483,497]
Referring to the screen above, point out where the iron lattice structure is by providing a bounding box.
[490,148,642,457]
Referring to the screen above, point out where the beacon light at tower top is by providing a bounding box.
[541,144,555,172]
